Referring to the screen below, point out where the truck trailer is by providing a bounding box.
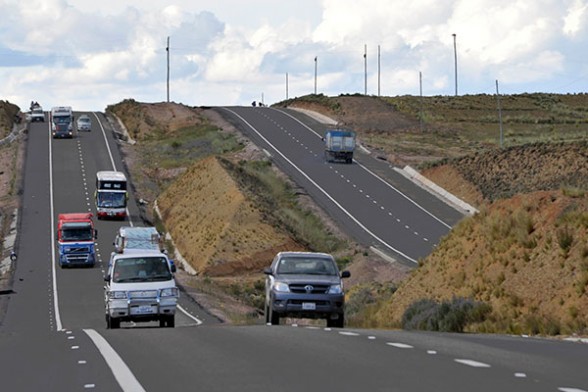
[323,129,356,164]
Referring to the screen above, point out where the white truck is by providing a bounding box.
[104,243,178,329]
[113,226,163,253]
[30,103,44,122]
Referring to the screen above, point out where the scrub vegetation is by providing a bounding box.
[105,94,588,335]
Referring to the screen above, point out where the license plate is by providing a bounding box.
[131,305,156,315]
[302,302,316,310]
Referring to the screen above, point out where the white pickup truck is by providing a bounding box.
[104,249,178,328]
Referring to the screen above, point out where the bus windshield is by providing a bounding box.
[97,192,126,208]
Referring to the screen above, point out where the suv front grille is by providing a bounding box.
[289,284,330,294]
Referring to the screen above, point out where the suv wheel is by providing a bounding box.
[269,307,280,325]
[326,314,344,328]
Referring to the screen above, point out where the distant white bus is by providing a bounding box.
[95,171,127,219]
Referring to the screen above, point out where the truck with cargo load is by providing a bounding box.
[57,213,97,268]
[104,249,178,329]
[323,129,356,164]
[30,103,44,122]
[113,226,163,253]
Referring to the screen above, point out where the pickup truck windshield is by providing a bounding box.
[113,257,172,283]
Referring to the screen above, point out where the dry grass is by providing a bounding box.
[157,156,303,276]
[109,95,588,334]
[369,191,588,335]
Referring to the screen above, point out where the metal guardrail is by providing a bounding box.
[0,123,25,147]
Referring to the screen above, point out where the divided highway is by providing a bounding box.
[0,107,585,391]
[218,106,463,264]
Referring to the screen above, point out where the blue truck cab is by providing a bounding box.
[57,213,97,268]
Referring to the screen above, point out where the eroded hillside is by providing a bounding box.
[110,97,588,333]
[156,156,303,276]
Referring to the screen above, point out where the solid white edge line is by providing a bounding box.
[49,119,63,331]
[83,329,146,392]
[221,108,417,264]
[177,304,203,325]
[274,107,453,229]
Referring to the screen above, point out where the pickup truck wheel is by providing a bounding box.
[160,315,175,328]
[107,315,120,329]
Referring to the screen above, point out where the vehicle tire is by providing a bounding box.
[269,307,280,325]
[167,316,175,328]
[327,314,344,328]
[107,315,120,329]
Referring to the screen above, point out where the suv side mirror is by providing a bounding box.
[263,267,272,275]
[94,229,98,240]
[341,271,351,279]
[104,274,110,282]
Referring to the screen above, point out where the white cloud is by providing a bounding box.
[0,0,587,110]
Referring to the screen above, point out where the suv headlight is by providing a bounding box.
[160,287,179,298]
[328,284,343,294]
[108,290,127,299]
[273,282,290,293]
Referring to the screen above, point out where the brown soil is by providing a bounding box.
[109,97,588,334]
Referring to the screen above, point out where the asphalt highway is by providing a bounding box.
[0,108,585,391]
[218,106,463,264]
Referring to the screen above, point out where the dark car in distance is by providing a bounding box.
[264,251,350,328]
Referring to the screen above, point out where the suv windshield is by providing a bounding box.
[276,257,338,275]
[113,256,171,283]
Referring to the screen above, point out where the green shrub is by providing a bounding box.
[402,297,492,332]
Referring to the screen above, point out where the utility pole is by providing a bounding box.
[377,45,381,96]
[314,56,317,95]
[364,44,367,95]
[286,73,289,100]
[419,71,424,132]
[452,33,458,96]
[166,36,170,102]
[496,79,504,148]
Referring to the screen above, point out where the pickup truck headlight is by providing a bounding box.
[328,284,343,294]
[108,290,127,299]
[160,288,179,298]
[273,282,290,293]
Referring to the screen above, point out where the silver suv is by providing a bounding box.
[264,251,350,328]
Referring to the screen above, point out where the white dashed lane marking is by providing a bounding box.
[386,342,414,349]
[454,359,491,368]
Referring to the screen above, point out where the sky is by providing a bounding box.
[1,0,588,111]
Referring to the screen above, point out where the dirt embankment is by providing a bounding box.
[157,156,303,276]
[111,97,588,334]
